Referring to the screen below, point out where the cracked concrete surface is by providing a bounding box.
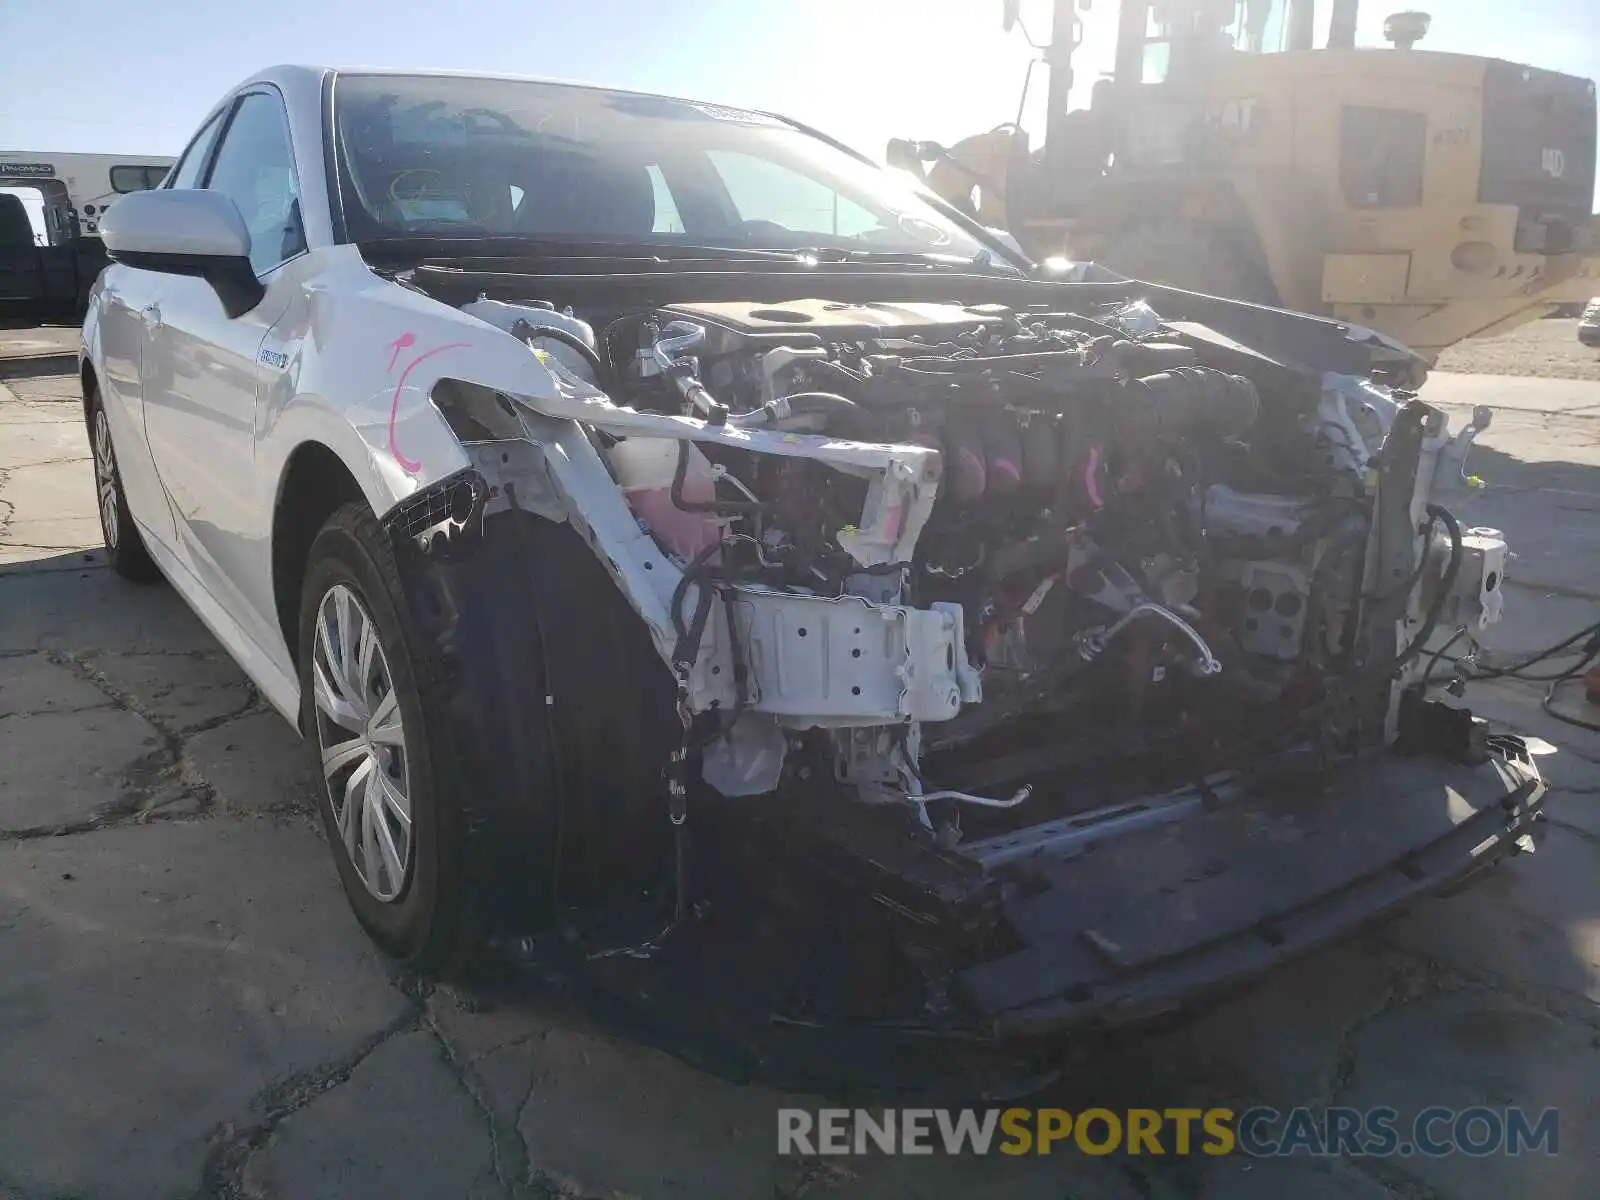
[2,350,1599,1199]
[1338,989,1598,1198]
[0,822,416,1200]
[237,1031,504,1200]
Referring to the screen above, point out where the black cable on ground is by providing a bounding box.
[1425,620,1600,687]
[1474,620,1600,678]
[1544,673,1600,734]
[1422,626,1471,691]
[1418,606,1600,733]
[1490,655,1600,683]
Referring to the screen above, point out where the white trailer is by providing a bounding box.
[0,151,174,320]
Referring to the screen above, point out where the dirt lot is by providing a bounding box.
[1,345,1598,1200]
[1435,317,1600,381]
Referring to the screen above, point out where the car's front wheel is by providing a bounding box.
[87,384,162,582]
[298,503,466,968]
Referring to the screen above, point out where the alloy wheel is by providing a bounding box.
[312,583,413,902]
[93,406,119,550]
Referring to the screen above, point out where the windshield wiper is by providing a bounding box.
[792,246,1024,275]
[361,234,815,265]
[363,234,1027,279]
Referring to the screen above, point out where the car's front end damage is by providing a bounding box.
[361,250,1544,1042]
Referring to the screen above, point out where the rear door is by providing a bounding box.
[141,88,305,653]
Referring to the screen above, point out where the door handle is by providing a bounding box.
[141,303,162,329]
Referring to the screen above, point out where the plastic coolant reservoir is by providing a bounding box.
[607,438,723,562]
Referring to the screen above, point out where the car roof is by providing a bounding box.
[235,64,790,126]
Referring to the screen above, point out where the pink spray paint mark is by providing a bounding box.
[1083,446,1105,509]
[991,458,1023,486]
[880,503,904,544]
[386,330,418,373]
[386,336,471,475]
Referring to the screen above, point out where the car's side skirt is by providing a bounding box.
[135,515,302,729]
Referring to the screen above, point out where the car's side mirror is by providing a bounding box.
[100,189,265,318]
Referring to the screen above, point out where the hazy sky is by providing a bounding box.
[4,0,1596,165]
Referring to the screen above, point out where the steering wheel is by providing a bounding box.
[458,107,522,135]
[388,168,448,204]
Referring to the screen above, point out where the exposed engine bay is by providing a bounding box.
[435,285,1506,843]
[367,256,1548,1041]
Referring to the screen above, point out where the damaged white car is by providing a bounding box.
[85,66,1541,1039]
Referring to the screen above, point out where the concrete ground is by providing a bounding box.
[1,330,1597,1200]
[1435,316,1600,382]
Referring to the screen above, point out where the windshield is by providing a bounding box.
[1138,0,1306,82]
[331,73,992,259]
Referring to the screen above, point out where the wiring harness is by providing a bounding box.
[1426,614,1600,734]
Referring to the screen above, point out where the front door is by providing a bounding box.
[141,88,306,653]
[99,110,231,557]
[92,261,177,553]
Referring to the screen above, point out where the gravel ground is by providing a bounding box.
[1435,317,1600,380]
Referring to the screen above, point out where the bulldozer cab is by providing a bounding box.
[1052,1,1344,183]
[947,2,1337,236]
[1124,0,1307,83]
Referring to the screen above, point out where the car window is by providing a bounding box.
[204,91,307,275]
[706,150,880,240]
[110,165,170,193]
[167,112,227,191]
[331,74,988,258]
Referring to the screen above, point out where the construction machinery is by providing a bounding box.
[889,1,1599,357]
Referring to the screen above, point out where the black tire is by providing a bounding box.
[86,383,163,583]
[297,502,467,969]
[1096,223,1280,306]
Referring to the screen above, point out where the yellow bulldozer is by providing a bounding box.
[889,1,1599,357]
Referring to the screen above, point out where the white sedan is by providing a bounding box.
[86,65,1542,1033]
